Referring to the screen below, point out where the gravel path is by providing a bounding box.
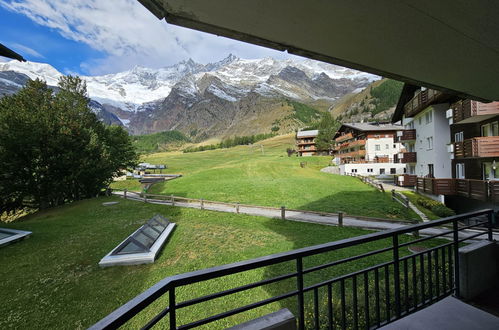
[113,191,498,241]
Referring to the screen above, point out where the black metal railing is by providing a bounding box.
[90,210,495,330]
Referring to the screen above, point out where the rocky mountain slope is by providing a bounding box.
[0,55,379,138]
[330,79,404,123]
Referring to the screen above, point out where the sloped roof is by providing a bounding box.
[297,130,318,138]
[340,123,402,132]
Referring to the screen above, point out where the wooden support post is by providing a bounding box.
[124,189,127,199]
[171,194,175,206]
[281,206,286,220]
[236,203,240,214]
[200,199,204,210]
[391,189,395,201]
[338,212,344,227]
[144,194,147,203]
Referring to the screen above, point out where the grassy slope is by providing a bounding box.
[125,134,417,220]
[0,197,437,329]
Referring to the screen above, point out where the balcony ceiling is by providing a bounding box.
[138,0,499,102]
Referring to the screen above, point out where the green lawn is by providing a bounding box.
[115,134,418,221]
[0,197,440,329]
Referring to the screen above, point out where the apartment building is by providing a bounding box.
[296,130,322,156]
[333,122,406,175]
[392,86,499,209]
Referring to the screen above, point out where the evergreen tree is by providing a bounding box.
[0,77,137,213]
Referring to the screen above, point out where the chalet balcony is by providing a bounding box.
[452,99,499,124]
[404,89,450,117]
[394,174,417,187]
[335,132,353,143]
[338,149,366,159]
[337,139,366,151]
[454,136,499,158]
[394,151,417,163]
[395,129,416,142]
[298,146,317,152]
[416,177,499,203]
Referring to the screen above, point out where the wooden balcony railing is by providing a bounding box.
[395,129,416,142]
[394,174,417,187]
[337,139,366,151]
[298,146,317,152]
[404,89,449,117]
[452,99,499,123]
[394,151,417,163]
[335,132,353,143]
[416,177,499,202]
[337,149,366,159]
[454,136,499,158]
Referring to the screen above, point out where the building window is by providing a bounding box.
[428,164,434,178]
[481,121,499,137]
[393,144,396,148]
[418,117,422,125]
[427,137,433,150]
[351,169,358,173]
[385,144,389,149]
[367,168,373,173]
[425,111,433,124]
[456,163,465,179]
[380,168,385,174]
[375,144,380,151]
[390,168,396,174]
[483,162,498,180]
[454,131,464,142]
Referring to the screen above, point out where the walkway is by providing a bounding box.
[380,296,499,330]
[112,191,499,241]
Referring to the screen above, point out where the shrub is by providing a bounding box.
[431,204,456,217]
[416,198,441,210]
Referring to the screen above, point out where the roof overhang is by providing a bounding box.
[137,0,499,102]
[0,43,26,62]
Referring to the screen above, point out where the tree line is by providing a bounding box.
[183,133,276,153]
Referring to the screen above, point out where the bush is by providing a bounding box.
[416,198,441,210]
[431,204,456,217]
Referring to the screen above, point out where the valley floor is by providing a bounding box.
[112,134,418,221]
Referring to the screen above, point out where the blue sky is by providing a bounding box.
[0,0,295,76]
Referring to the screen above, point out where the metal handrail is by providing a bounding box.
[90,209,494,330]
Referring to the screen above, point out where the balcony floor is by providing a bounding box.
[380,296,499,330]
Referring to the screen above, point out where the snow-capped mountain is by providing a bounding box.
[0,55,379,137]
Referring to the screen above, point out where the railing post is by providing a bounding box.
[124,189,127,199]
[392,234,401,318]
[144,193,147,203]
[236,203,240,214]
[391,189,395,201]
[487,211,495,241]
[200,199,204,210]
[453,219,460,298]
[296,257,305,330]
[338,212,344,227]
[169,287,176,330]
[171,194,175,206]
[281,206,286,220]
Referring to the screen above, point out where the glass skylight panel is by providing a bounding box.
[115,240,145,255]
[0,228,32,247]
[100,214,176,267]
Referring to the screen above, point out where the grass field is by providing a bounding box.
[112,134,418,221]
[0,197,441,329]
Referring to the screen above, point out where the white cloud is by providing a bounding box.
[1,0,296,74]
[10,43,45,58]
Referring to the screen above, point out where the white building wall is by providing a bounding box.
[339,163,406,176]
[412,104,452,178]
[365,137,403,161]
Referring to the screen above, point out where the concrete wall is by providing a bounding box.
[412,104,453,178]
[458,241,498,300]
[339,163,406,176]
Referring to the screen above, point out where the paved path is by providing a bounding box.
[113,191,499,241]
